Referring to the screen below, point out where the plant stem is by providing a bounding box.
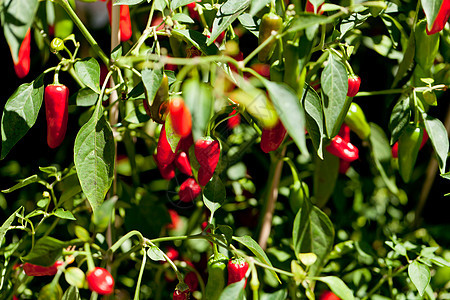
[55,0,109,66]
[355,89,404,97]
[362,264,408,300]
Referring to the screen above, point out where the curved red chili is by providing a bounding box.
[23,261,64,277]
[260,120,287,153]
[156,124,177,166]
[13,28,31,79]
[175,151,193,176]
[425,0,450,35]
[45,84,69,149]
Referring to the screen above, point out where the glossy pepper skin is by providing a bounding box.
[173,289,190,300]
[194,137,220,182]
[227,257,249,287]
[156,124,177,166]
[425,0,450,35]
[13,28,31,78]
[157,160,175,180]
[337,124,352,174]
[227,109,241,129]
[86,267,115,295]
[257,13,283,63]
[175,152,193,176]
[179,178,202,202]
[392,128,428,158]
[45,84,69,148]
[319,291,341,300]
[260,119,287,153]
[326,135,359,162]
[169,97,192,138]
[205,253,228,300]
[344,102,371,140]
[398,125,424,183]
[347,75,361,97]
[23,261,64,276]
[106,1,132,42]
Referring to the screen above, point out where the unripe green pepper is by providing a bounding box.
[205,253,228,300]
[344,102,371,140]
[283,40,299,91]
[289,180,309,213]
[398,124,423,183]
[415,19,440,69]
[258,12,283,63]
[270,60,284,82]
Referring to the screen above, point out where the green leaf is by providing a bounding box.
[320,52,349,138]
[414,19,440,69]
[1,75,44,159]
[53,208,76,220]
[172,29,219,55]
[1,174,41,193]
[249,0,270,16]
[172,13,195,24]
[0,207,22,248]
[203,176,226,215]
[422,112,449,173]
[261,289,288,300]
[315,276,355,300]
[64,268,85,289]
[74,58,101,94]
[408,261,431,296]
[124,104,150,124]
[293,198,335,277]
[263,79,309,157]
[21,236,67,266]
[238,13,259,37]
[62,286,81,300]
[218,279,245,300]
[74,101,115,212]
[392,28,415,88]
[233,235,281,284]
[339,12,371,38]
[164,115,182,153]
[207,0,251,45]
[92,197,116,232]
[421,0,444,32]
[142,68,163,106]
[71,87,101,107]
[2,0,39,61]
[389,94,411,144]
[287,13,331,34]
[313,151,339,206]
[170,0,195,11]
[183,79,214,142]
[147,246,166,261]
[303,85,324,159]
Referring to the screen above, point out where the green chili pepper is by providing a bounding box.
[289,180,309,213]
[415,19,440,70]
[205,253,228,300]
[344,102,371,140]
[398,124,423,183]
[258,12,283,63]
[270,60,284,82]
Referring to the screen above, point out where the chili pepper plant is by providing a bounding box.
[0,0,449,299]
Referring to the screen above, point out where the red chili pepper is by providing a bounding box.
[194,138,220,178]
[227,257,249,287]
[347,75,361,97]
[227,109,241,129]
[425,0,450,35]
[260,119,287,153]
[197,166,214,186]
[185,271,199,292]
[166,209,180,230]
[187,0,201,21]
[166,247,179,261]
[175,151,193,176]
[173,289,190,300]
[106,1,132,42]
[23,261,64,276]
[337,124,352,174]
[45,84,69,149]
[86,267,115,295]
[179,133,194,153]
[392,128,428,158]
[13,28,31,78]
[306,0,324,15]
[169,97,192,138]
[179,178,202,202]
[156,159,175,180]
[250,63,271,79]
[156,124,177,166]
[326,135,359,162]
[319,291,341,300]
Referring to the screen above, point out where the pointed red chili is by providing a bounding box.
[169,97,192,138]
[23,261,64,277]
[157,160,175,180]
[179,178,202,202]
[45,84,69,149]
[227,109,241,129]
[106,1,132,42]
[156,124,177,166]
[347,75,361,97]
[425,0,450,35]
[175,151,193,176]
[194,138,220,176]
[13,28,31,78]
